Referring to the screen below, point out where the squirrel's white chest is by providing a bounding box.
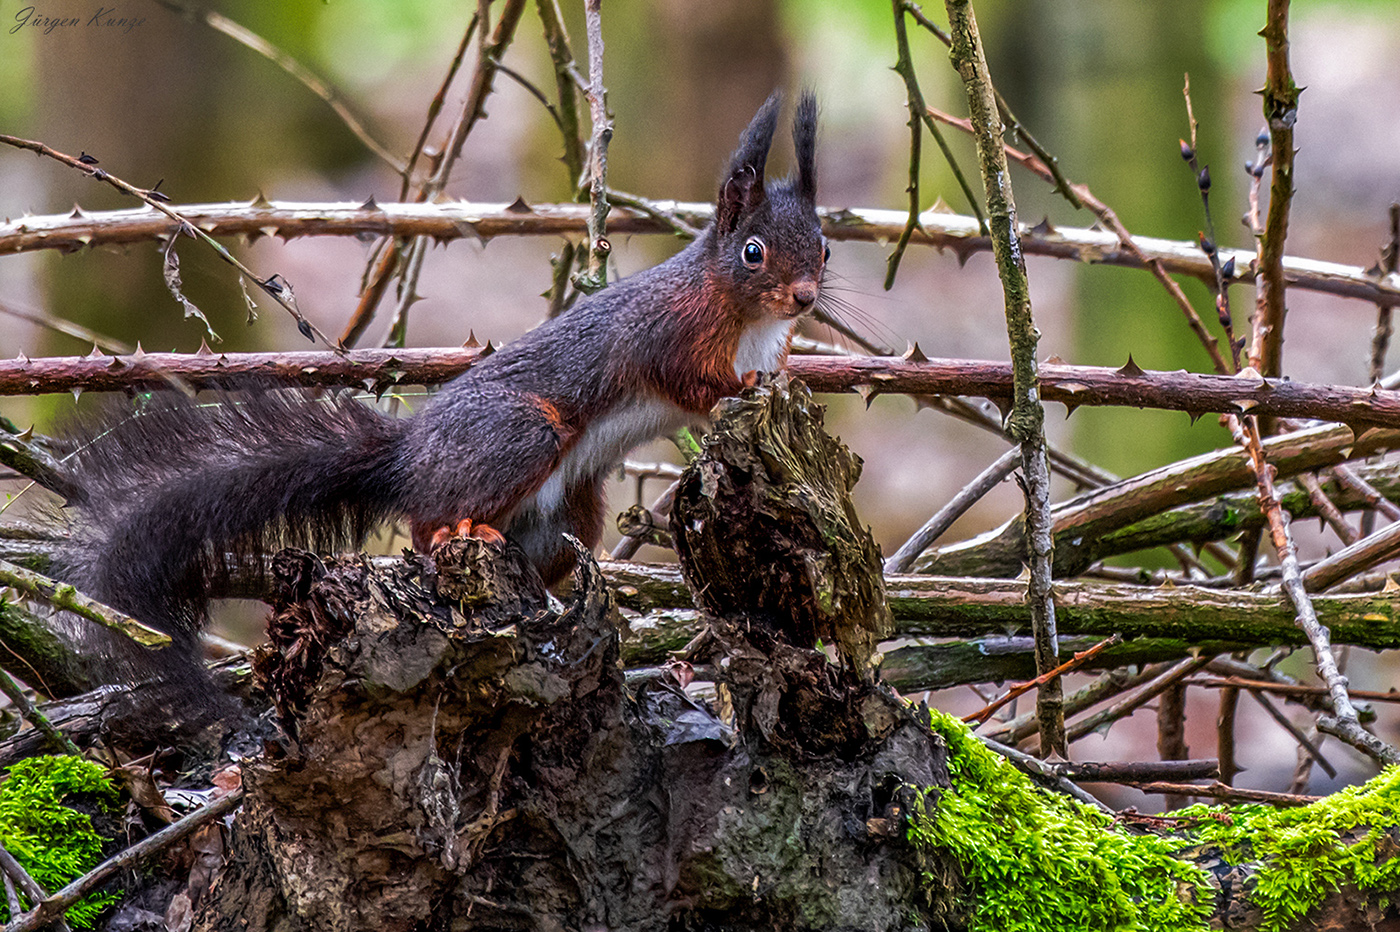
[530,397,692,515]
[733,317,797,379]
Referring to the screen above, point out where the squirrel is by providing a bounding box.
[54,91,826,667]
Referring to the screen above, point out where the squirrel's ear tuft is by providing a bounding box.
[794,91,817,204]
[717,92,781,234]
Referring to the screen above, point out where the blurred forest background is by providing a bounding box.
[1,0,1399,805]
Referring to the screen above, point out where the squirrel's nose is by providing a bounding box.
[791,281,818,309]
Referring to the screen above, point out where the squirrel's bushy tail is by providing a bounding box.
[57,387,410,652]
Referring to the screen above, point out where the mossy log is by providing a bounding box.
[918,423,1400,577]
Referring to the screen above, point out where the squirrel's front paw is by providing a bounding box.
[429,518,507,550]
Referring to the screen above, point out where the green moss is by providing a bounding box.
[913,709,1212,932]
[1175,766,1400,931]
[914,711,1400,932]
[0,756,120,928]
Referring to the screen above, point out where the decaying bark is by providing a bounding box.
[670,374,892,676]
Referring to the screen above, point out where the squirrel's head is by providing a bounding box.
[712,91,826,323]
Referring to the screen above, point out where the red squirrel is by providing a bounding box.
[57,92,825,654]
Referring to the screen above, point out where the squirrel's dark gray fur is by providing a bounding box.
[55,92,825,681]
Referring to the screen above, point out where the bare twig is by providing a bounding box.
[1195,675,1400,705]
[4,789,244,932]
[1180,75,1241,373]
[973,734,1112,813]
[1231,414,1398,764]
[1297,471,1358,546]
[1254,0,1300,378]
[572,0,612,295]
[1127,781,1319,806]
[963,634,1122,726]
[984,663,1173,746]
[1157,681,1190,808]
[1301,518,1400,592]
[945,0,1064,757]
[1247,687,1337,778]
[885,446,1019,573]
[1056,759,1219,784]
[0,134,334,349]
[0,842,70,932]
[1369,204,1400,384]
[1064,656,1215,746]
[0,559,171,648]
[925,104,1232,375]
[886,0,988,287]
[151,0,404,173]
[0,669,82,757]
[1216,683,1241,785]
[609,479,681,561]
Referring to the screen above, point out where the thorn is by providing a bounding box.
[506,195,532,214]
[86,343,104,359]
[77,152,99,166]
[854,384,877,408]
[1383,575,1400,594]
[479,340,496,359]
[196,339,214,356]
[902,342,928,363]
[70,386,84,403]
[1188,411,1204,426]
[1116,355,1146,378]
[69,204,86,219]
[106,356,126,370]
[250,191,273,209]
[360,194,380,211]
[1044,354,1065,365]
[1062,402,1079,419]
[1233,398,1260,413]
[1236,365,1263,380]
[13,352,29,366]
[463,330,482,349]
[16,425,33,441]
[131,342,146,360]
[1029,217,1055,236]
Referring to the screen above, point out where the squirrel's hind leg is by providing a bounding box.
[404,388,574,555]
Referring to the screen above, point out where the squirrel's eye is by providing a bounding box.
[742,239,764,267]
[823,243,831,263]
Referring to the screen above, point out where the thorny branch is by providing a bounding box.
[0,134,335,349]
[3,200,1397,307]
